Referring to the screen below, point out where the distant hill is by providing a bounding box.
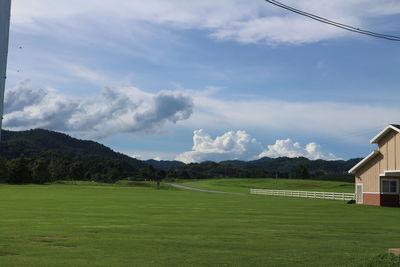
[0,129,147,169]
[146,159,184,169]
[220,156,361,174]
[0,128,362,183]
[169,157,362,182]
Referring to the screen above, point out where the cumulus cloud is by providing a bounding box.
[179,90,400,144]
[259,138,340,160]
[176,129,339,163]
[4,80,193,137]
[10,0,400,45]
[176,129,263,163]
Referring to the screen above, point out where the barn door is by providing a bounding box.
[356,184,363,204]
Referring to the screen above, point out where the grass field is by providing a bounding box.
[0,182,398,266]
[176,178,355,193]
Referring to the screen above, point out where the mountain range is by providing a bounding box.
[0,129,361,182]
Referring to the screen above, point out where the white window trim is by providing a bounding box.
[380,178,399,195]
[356,184,363,204]
[380,170,400,177]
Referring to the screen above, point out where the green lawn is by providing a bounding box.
[176,178,355,193]
[0,182,397,266]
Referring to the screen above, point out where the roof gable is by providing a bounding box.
[348,150,380,174]
[349,124,400,175]
[370,124,400,144]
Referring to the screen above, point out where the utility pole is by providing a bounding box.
[0,0,12,142]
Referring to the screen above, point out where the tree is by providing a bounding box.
[69,162,85,181]
[7,156,32,184]
[48,158,69,181]
[31,159,51,184]
[0,157,8,183]
[294,164,309,179]
[146,165,156,182]
[155,170,166,189]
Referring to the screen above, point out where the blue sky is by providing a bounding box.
[4,0,400,162]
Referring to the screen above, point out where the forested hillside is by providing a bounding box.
[0,129,148,183]
[1,129,144,165]
[145,159,184,169]
[0,129,361,184]
[167,157,360,182]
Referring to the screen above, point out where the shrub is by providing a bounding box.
[359,253,400,267]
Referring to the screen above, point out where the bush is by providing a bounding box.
[359,253,400,267]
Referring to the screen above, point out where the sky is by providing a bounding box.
[3,0,400,162]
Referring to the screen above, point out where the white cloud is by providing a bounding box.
[176,130,339,163]
[63,63,111,86]
[7,80,397,151]
[121,151,177,161]
[210,16,346,45]
[176,129,263,163]
[4,80,193,138]
[10,0,400,45]
[259,138,340,160]
[179,90,399,144]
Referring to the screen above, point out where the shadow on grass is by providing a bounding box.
[357,253,400,267]
[51,180,177,190]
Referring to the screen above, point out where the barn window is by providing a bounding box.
[381,179,398,194]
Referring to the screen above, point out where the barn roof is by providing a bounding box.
[348,150,380,174]
[349,124,400,175]
[370,124,400,144]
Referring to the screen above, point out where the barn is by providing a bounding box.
[349,124,400,207]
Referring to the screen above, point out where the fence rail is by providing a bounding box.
[250,189,355,201]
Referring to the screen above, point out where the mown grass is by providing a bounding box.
[359,253,400,267]
[52,180,174,190]
[0,182,397,267]
[176,178,355,193]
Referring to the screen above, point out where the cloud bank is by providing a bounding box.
[4,80,193,137]
[176,129,338,163]
[11,0,400,45]
[176,129,263,163]
[259,138,340,160]
[6,80,399,148]
[181,90,400,144]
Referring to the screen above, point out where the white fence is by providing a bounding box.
[250,189,355,201]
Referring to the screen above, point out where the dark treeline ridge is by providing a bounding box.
[167,157,360,182]
[0,129,361,184]
[0,129,148,184]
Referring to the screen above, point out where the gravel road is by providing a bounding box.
[165,183,243,195]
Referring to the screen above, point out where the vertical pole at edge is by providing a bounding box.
[0,0,12,142]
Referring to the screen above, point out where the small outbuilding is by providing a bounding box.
[349,124,400,207]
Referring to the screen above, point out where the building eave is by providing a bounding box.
[370,125,400,144]
[348,150,380,174]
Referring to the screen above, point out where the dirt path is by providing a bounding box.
[165,183,243,195]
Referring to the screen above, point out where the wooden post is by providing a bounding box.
[0,0,12,142]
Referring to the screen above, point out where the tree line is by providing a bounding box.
[0,129,360,184]
[0,156,137,184]
[166,160,354,182]
[0,155,356,185]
